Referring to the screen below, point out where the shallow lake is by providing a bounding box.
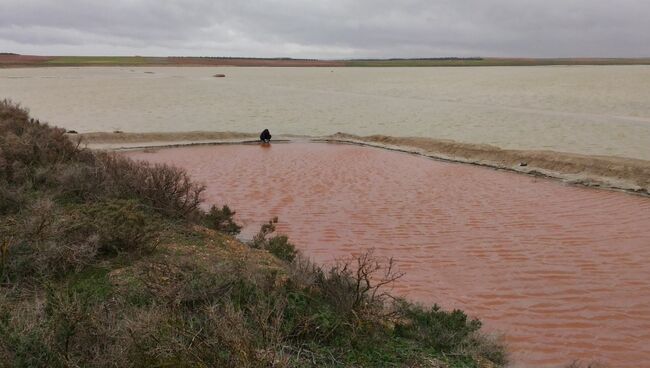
[2,66,650,160]
[127,143,650,368]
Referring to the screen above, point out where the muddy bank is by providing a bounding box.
[77,131,257,144]
[325,133,650,196]
[73,131,260,150]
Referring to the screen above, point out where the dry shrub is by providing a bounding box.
[0,185,25,215]
[34,238,100,277]
[1,287,132,368]
[286,254,321,287]
[0,149,7,178]
[317,250,403,323]
[0,100,82,184]
[138,260,232,309]
[100,153,205,219]
[0,199,90,280]
[130,257,290,367]
[129,303,270,367]
[0,100,204,220]
[187,303,262,366]
[44,287,90,363]
[2,202,101,280]
[169,288,290,367]
[3,198,158,281]
[50,162,105,201]
[456,331,508,366]
[2,248,508,367]
[21,198,56,240]
[5,290,121,367]
[0,295,53,367]
[285,252,506,365]
[280,251,404,346]
[81,199,159,254]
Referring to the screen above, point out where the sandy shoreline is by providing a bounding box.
[76,131,650,197]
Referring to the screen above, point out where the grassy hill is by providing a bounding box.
[0,100,506,367]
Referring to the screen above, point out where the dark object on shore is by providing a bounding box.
[519,162,528,167]
[213,73,226,78]
[113,130,124,134]
[66,130,78,134]
[260,129,272,143]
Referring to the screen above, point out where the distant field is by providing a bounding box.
[0,55,341,67]
[345,58,650,67]
[1,54,650,67]
[44,56,166,65]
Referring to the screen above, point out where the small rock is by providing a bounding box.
[519,162,528,167]
[213,74,226,78]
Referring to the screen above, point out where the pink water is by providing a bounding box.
[126,143,650,367]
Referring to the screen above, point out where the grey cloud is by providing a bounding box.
[0,0,648,57]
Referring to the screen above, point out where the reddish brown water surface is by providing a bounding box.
[126,143,650,368]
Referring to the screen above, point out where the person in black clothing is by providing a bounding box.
[260,129,272,143]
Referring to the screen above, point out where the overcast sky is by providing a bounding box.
[1,0,649,58]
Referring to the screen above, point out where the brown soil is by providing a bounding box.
[0,54,54,65]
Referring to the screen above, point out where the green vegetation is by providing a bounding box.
[0,100,506,367]
[248,217,298,262]
[204,204,242,235]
